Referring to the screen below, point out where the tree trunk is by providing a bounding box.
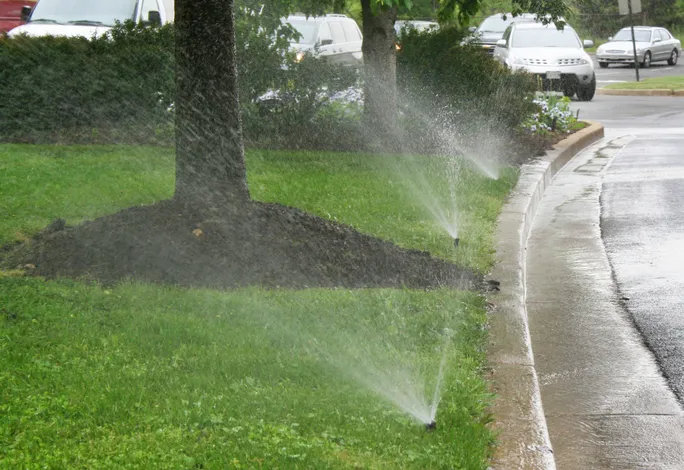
[361,0,398,145]
[175,0,249,206]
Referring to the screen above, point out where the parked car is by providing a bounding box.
[596,26,681,68]
[493,22,596,101]
[465,12,537,55]
[0,0,37,34]
[285,13,363,66]
[8,0,173,38]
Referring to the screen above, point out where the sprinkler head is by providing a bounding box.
[453,237,460,248]
[425,421,437,432]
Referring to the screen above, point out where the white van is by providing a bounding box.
[8,0,174,38]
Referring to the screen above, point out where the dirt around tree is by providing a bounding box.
[1,199,481,291]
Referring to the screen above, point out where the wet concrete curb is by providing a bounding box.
[598,88,684,96]
[486,121,605,470]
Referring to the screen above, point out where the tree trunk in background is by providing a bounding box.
[175,0,250,206]
[361,0,398,145]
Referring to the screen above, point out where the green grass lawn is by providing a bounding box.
[0,144,517,469]
[605,75,684,90]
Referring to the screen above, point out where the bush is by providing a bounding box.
[0,22,175,145]
[522,93,578,135]
[396,26,538,157]
[242,54,364,152]
[0,18,361,150]
[1,19,541,155]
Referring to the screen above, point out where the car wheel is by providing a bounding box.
[641,51,651,68]
[668,49,678,66]
[598,62,609,68]
[576,75,596,102]
[562,86,575,98]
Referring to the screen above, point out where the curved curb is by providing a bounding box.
[486,121,605,470]
[598,88,684,96]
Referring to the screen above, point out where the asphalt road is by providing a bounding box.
[570,95,684,127]
[591,53,684,88]
[574,96,684,401]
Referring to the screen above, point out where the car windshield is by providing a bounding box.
[28,0,137,26]
[287,20,318,45]
[512,27,580,48]
[478,15,510,33]
[612,29,651,42]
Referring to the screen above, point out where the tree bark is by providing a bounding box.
[175,0,250,206]
[361,0,398,145]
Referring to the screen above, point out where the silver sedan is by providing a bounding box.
[596,26,682,68]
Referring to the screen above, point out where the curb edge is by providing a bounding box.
[486,121,605,470]
[597,88,684,97]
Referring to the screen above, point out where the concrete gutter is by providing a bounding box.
[486,121,605,470]
[598,88,684,96]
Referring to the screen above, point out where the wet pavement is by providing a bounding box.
[602,132,684,396]
[571,94,684,128]
[526,129,684,467]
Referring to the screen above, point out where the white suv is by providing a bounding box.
[493,22,596,101]
[285,14,363,66]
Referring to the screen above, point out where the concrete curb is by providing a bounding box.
[598,88,684,96]
[486,121,605,470]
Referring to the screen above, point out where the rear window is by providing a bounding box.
[342,21,361,42]
[329,21,346,43]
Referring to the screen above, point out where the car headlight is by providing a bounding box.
[511,56,524,65]
[596,46,605,54]
[579,58,589,64]
[295,51,305,62]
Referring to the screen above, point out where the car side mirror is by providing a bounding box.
[653,38,662,43]
[496,39,507,48]
[468,26,477,33]
[583,39,594,48]
[20,5,32,22]
[608,36,613,41]
[320,38,333,46]
[147,10,161,26]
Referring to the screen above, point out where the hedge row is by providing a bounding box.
[0,21,537,152]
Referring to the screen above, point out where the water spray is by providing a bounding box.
[425,420,437,432]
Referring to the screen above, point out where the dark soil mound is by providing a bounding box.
[1,200,480,290]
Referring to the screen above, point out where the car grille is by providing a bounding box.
[523,58,549,65]
[557,58,583,65]
[606,49,625,54]
[521,58,584,66]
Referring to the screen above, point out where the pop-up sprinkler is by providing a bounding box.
[453,238,460,248]
[425,421,437,432]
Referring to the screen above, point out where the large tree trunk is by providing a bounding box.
[175,0,249,206]
[361,0,398,145]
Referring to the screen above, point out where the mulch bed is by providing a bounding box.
[1,199,481,291]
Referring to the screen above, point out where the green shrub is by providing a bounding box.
[0,19,360,150]
[0,22,175,145]
[396,26,538,155]
[243,54,364,152]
